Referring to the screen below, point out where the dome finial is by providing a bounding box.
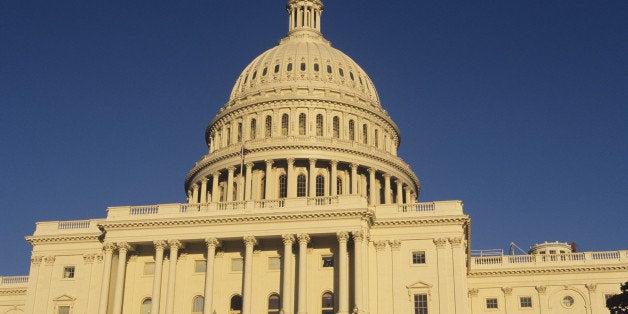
[286,0,324,34]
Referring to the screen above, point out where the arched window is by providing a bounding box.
[362,124,368,144]
[192,296,204,313]
[348,120,355,141]
[278,175,287,198]
[374,129,378,147]
[281,114,289,136]
[332,116,340,138]
[297,174,307,197]
[268,293,280,314]
[265,116,272,138]
[250,119,257,140]
[337,177,343,195]
[316,175,325,196]
[316,114,323,136]
[298,113,307,135]
[321,292,334,314]
[230,295,243,313]
[141,298,151,314]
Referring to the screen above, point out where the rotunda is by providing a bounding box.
[184,0,420,207]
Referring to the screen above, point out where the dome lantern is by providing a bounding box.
[286,0,324,34]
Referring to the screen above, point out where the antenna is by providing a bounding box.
[509,242,528,255]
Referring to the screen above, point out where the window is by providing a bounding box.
[486,298,498,309]
[281,114,289,136]
[274,64,280,73]
[412,251,426,264]
[322,256,334,267]
[520,296,532,308]
[362,124,368,144]
[336,177,343,195]
[265,116,272,138]
[300,63,306,71]
[322,292,334,314]
[414,294,428,314]
[278,174,287,198]
[316,175,325,196]
[297,174,307,197]
[231,258,244,271]
[140,298,151,314]
[237,123,242,142]
[227,127,231,145]
[316,114,323,136]
[287,63,293,71]
[194,260,207,273]
[63,266,75,279]
[143,262,155,275]
[262,67,268,76]
[192,296,204,313]
[298,113,306,135]
[268,294,280,314]
[314,63,319,71]
[374,129,379,147]
[230,295,243,312]
[250,119,257,139]
[339,68,344,77]
[252,71,257,80]
[268,257,281,270]
[58,306,70,314]
[332,116,339,138]
[348,120,355,140]
[327,65,332,74]
[562,296,574,307]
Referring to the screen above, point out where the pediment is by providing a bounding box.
[53,294,75,302]
[406,280,432,289]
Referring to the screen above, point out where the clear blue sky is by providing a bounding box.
[1,1,626,275]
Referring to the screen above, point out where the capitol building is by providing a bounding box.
[1,1,626,314]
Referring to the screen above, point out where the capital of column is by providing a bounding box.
[282,234,295,245]
[205,238,220,248]
[433,238,448,249]
[352,230,366,243]
[383,173,391,179]
[309,158,316,165]
[265,159,274,166]
[201,177,209,183]
[245,162,254,168]
[367,167,375,174]
[297,233,310,244]
[227,166,236,173]
[350,163,358,170]
[117,242,132,253]
[192,184,199,191]
[501,287,512,295]
[31,256,43,265]
[44,256,56,265]
[337,231,350,242]
[330,159,339,167]
[389,240,402,251]
[103,242,117,253]
[585,283,597,292]
[449,237,464,248]
[535,285,547,294]
[286,158,295,165]
[373,241,387,252]
[212,171,221,178]
[243,236,258,247]
[153,240,167,251]
[468,288,479,297]
[167,240,183,250]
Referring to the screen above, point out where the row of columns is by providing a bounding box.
[188,158,416,205]
[97,231,368,314]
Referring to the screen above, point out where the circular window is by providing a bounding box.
[562,296,574,307]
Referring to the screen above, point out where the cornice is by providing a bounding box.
[467,265,628,277]
[25,233,102,245]
[99,208,371,231]
[372,216,470,227]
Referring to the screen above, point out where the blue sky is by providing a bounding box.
[1,1,626,275]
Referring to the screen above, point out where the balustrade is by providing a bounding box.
[0,276,28,285]
[129,206,159,215]
[58,220,90,229]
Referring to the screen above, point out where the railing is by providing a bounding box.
[399,202,435,212]
[307,196,339,206]
[255,199,285,208]
[471,250,625,268]
[58,220,90,229]
[473,256,503,265]
[0,276,28,285]
[592,251,620,260]
[217,201,246,211]
[180,203,211,212]
[129,205,159,215]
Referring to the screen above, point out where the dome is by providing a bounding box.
[228,31,381,107]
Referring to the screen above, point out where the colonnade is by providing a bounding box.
[187,158,416,205]
[97,231,369,314]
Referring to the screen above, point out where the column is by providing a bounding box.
[468,289,479,313]
[434,238,452,314]
[165,240,182,314]
[98,243,116,314]
[352,231,365,313]
[237,175,245,201]
[395,180,403,204]
[211,172,220,203]
[245,162,253,200]
[242,236,257,314]
[383,174,391,204]
[200,178,208,203]
[227,166,235,202]
[374,241,389,314]
[362,231,370,314]
[112,242,131,314]
[404,186,412,204]
[536,286,547,313]
[297,233,310,314]
[24,256,43,314]
[389,240,401,313]
[282,234,295,314]
[287,158,296,198]
[350,163,358,195]
[330,160,338,196]
[204,238,220,314]
[308,158,317,197]
[502,287,512,314]
[187,190,192,204]
[192,184,199,204]
[368,168,376,205]
[265,159,274,199]
[586,284,598,313]
[151,241,167,314]
[337,231,350,314]
[450,238,469,313]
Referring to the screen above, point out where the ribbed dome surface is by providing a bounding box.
[228,30,380,107]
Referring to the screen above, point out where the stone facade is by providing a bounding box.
[1,1,626,313]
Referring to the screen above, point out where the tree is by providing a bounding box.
[607,281,628,314]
